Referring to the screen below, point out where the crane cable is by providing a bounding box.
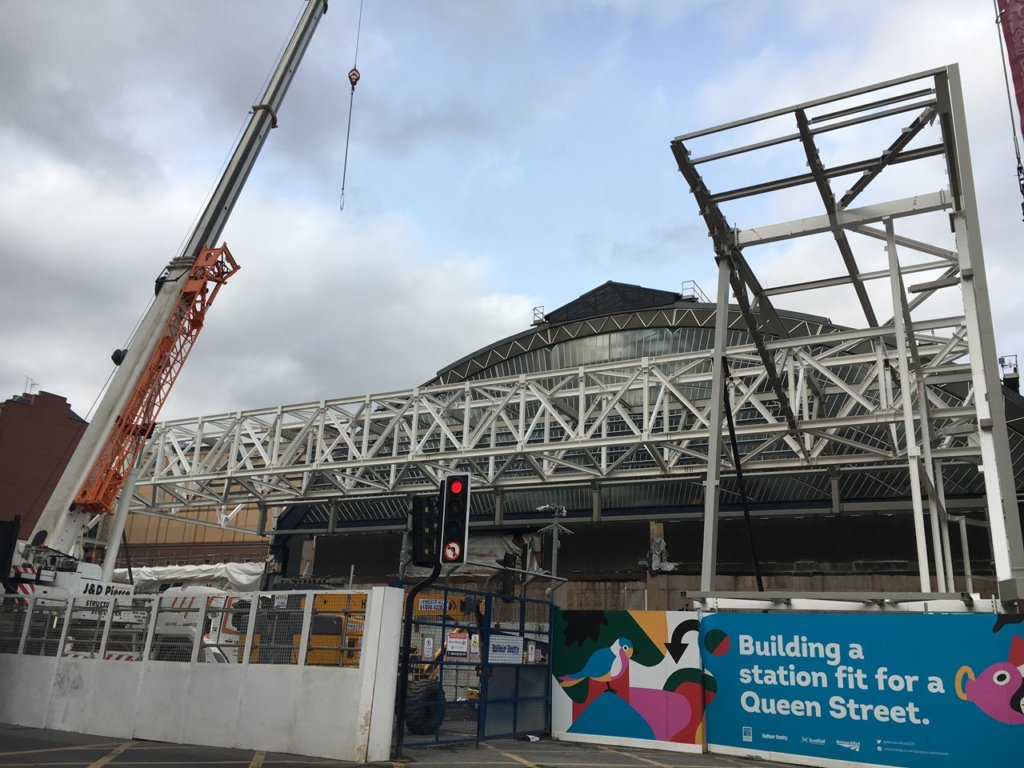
[339,0,365,211]
[995,0,1024,220]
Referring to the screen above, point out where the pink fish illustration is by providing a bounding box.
[956,635,1024,725]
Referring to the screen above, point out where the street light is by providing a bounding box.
[537,504,572,596]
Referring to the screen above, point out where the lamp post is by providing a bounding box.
[537,504,572,596]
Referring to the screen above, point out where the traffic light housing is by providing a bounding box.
[500,551,517,596]
[409,496,440,567]
[439,474,471,565]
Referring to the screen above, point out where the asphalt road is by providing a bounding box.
[0,723,805,768]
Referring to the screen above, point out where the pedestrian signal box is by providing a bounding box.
[439,474,471,565]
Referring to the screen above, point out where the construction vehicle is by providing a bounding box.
[147,587,249,663]
[2,0,330,599]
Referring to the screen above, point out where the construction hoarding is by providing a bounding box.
[552,609,1024,766]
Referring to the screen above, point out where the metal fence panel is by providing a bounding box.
[200,595,251,663]
[0,589,373,668]
[0,596,29,654]
[23,598,68,657]
[150,594,203,662]
[105,597,153,661]
[248,594,305,665]
[400,584,551,747]
[482,665,549,738]
[306,592,366,667]
[64,597,109,658]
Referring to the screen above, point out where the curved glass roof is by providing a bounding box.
[430,281,836,385]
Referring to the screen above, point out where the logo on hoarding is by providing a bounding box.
[742,726,752,743]
[836,740,861,752]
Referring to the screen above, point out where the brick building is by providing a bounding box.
[0,391,87,538]
[0,390,266,568]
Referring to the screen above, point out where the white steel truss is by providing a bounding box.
[128,66,1024,604]
[135,318,984,518]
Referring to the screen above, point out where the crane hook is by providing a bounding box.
[348,67,360,93]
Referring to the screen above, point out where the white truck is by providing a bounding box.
[149,587,247,664]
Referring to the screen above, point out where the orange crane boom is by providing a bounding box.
[74,245,239,515]
[5,0,330,597]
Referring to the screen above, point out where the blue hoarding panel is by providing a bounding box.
[700,613,1023,766]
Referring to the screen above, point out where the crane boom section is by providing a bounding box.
[75,246,239,516]
[29,0,328,557]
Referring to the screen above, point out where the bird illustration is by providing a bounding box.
[956,635,1024,725]
[559,637,635,692]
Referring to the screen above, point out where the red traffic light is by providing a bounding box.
[449,478,464,495]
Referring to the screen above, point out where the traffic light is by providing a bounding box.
[500,551,517,596]
[439,474,471,565]
[409,496,440,567]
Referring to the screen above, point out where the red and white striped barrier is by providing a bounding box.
[10,564,36,595]
[63,651,141,661]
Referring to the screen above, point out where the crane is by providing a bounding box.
[5,0,330,598]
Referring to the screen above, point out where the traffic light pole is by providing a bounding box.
[537,504,572,597]
[393,560,441,758]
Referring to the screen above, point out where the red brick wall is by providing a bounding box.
[0,391,87,537]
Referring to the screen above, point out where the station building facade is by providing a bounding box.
[268,281,1024,606]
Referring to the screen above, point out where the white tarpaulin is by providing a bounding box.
[113,561,264,592]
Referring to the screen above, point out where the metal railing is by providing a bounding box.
[0,590,367,667]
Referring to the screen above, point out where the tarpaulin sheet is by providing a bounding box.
[113,561,264,591]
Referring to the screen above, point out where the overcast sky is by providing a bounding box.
[2,0,1021,421]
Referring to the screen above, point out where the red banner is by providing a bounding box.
[1001,0,1024,132]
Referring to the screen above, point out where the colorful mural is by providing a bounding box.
[553,610,1024,767]
[551,609,712,751]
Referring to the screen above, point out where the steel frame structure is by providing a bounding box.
[127,66,1024,604]
[671,65,1024,603]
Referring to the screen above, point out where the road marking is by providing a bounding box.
[395,762,517,766]
[0,742,123,757]
[249,752,266,768]
[87,741,133,768]
[394,761,518,766]
[597,745,677,766]
[595,744,739,767]
[481,742,539,767]
[0,763,100,767]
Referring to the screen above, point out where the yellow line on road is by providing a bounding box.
[394,761,519,766]
[601,747,720,766]
[480,742,539,767]
[0,742,123,757]
[597,744,679,767]
[81,761,255,766]
[79,763,252,766]
[248,752,265,768]
[87,741,133,768]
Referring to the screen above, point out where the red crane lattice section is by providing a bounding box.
[74,244,240,515]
